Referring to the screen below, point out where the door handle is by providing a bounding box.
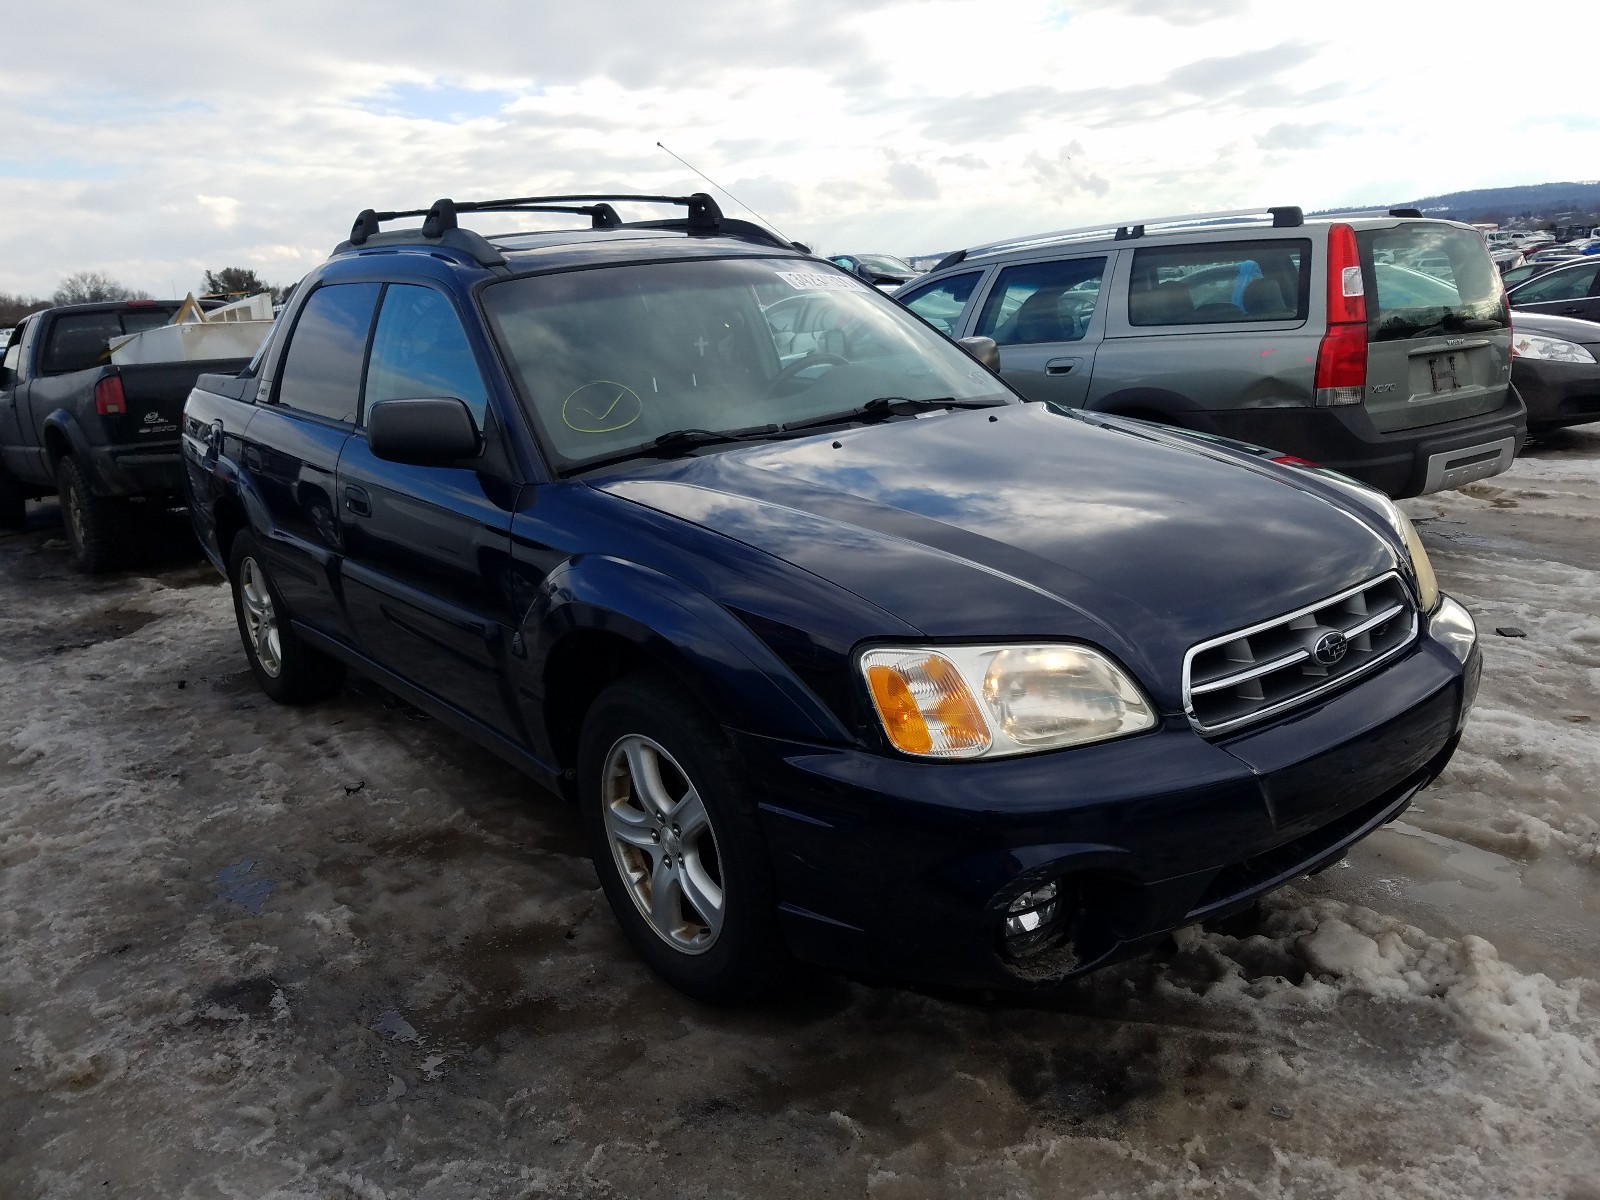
[1045,357,1083,376]
[344,485,371,517]
[241,445,261,471]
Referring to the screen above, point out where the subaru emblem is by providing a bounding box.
[1313,630,1348,666]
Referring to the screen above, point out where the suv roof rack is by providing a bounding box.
[1311,206,1426,221]
[335,191,802,266]
[932,205,1307,272]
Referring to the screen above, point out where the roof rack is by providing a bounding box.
[932,205,1306,272]
[334,191,802,266]
[1311,206,1426,220]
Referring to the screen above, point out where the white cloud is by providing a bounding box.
[0,0,1595,294]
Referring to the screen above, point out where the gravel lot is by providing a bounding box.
[2,432,1597,1199]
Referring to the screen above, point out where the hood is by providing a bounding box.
[597,404,1399,708]
[1511,310,1600,345]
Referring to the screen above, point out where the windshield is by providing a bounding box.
[481,257,1011,471]
[1357,224,1509,342]
[855,254,915,276]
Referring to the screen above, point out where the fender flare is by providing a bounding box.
[41,409,99,481]
[525,555,852,748]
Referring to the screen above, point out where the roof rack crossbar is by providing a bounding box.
[348,192,725,247]
[959,205,1306,259]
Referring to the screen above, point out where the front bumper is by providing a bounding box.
[739,626,1478,990]
[1188,393,1527,499]
[1513,355,1600,430]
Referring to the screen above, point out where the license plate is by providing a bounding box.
[1428,353,1459,392]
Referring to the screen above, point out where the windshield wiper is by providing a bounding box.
[562,425,781,475]
[781,395,1004,433]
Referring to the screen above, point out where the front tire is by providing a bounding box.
[228,533,345,704]
[578,674,787,1003]
[57,456,126,573]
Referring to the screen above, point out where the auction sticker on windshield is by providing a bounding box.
[777,271,869,292]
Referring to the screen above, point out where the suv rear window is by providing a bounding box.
[1128,240,1309,326]
[1357,224,1509,342]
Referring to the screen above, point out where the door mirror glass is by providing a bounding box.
[367,397,481,466]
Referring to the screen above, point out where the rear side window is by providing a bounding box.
[274,283,381,423]
[976,258,1107,345]
[1357,225,1508,342]
[1128,240,1309,326]
[365,285,489,426]
[1510,261,1598,303]
[900,272,982,335]
[39,308,177,375]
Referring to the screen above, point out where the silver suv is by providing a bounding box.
[896,206,1526,498]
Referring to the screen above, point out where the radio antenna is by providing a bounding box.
[656,140,796,244]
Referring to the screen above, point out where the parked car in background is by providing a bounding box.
[1509,311,1600,432]
[1508,258,1600,322]
[896,206,1524,498]
[181,190,1481,1001]
[1501,258,1583,290]
[0,301,251,569]
[827,253,920,288]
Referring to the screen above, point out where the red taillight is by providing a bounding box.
[125,299,160,307]
[94,374,126,415]
[1315,222,1367,406]
[1271,454,1322,468]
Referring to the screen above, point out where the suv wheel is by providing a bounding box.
[57,456,126,573]
[228,533,345,703]
[578,674,786,1002]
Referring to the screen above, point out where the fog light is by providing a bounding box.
[1004,881,1061,957]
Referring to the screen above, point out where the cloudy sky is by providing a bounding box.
[2,0,1594,299]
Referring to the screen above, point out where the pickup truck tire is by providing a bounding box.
[578,673,787,1003]
[57,456,127,573]
[0,467,25,530]
[228,533,346,704]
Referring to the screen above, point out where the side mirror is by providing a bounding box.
[367,397,481,466]
[958,336,1001,372]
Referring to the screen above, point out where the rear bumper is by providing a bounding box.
[80,440,185,498]
[1188,393,1527,499]
[737,630,1476,990]
[1513,358,1600,430]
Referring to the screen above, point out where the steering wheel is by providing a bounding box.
[766,352,849,398]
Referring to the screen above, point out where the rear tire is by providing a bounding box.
[228,533,346,704]
[57,456,126,573]
[578,673,788,1003]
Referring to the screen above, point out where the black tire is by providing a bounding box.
[0,467,25,531]
[56,456,126,573]
[228,533,346,704]
[578,673,788,1003]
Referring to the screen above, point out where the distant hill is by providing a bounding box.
[1338,181,1600,225]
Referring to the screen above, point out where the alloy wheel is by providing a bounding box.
[239,556,283,677]
[601,734,725,953]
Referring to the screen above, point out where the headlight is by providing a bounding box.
[1390,506,1440,614]
[1428,594,1476,665]
[860,643,1156,759]
[1512,332,1596,364]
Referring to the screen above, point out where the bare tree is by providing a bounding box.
[52,271,148,305]
[0,292,50,327]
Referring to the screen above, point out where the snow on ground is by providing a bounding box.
[1,433,1598,1199]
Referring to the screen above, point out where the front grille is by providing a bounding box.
[1183,573,1417,735]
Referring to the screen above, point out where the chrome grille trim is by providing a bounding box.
[1183,572,1418,736]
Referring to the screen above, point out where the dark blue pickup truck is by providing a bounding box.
[182,193,1482,1001]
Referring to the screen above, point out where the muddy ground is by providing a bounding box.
[1,432,1597,1199]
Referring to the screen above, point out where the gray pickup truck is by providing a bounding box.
[0,300,251,571]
